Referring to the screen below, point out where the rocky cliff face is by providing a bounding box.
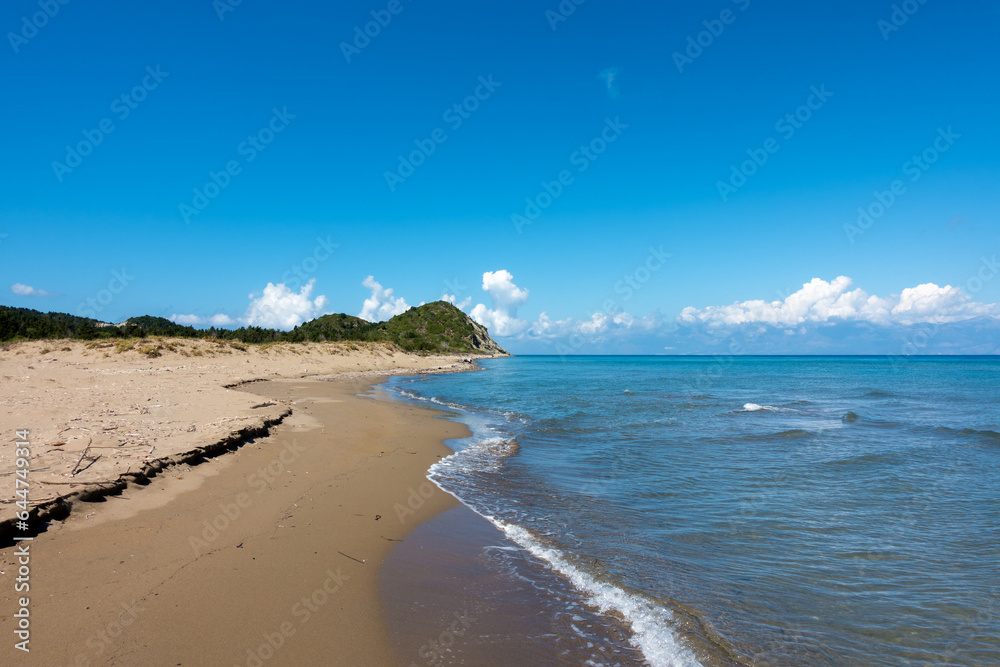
[465,316,509,356]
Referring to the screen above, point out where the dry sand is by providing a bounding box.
[0,338,486,664]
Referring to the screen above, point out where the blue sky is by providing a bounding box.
[2,0,998,353]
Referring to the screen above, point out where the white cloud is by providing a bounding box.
[890,283,995,324]
[578,311,609,335]
[469,270,530,336]
[525,312,572,339]
[483,270,529,310]
[358,276,409,322]
[171,279,328,330]
[470,303,527,337]
[10,283,59,297]
[245,280,329,329]
[442,294,472,311]
[678,277,999,328]
[526,309,658,340]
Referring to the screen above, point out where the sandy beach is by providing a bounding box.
[0,338,486,664]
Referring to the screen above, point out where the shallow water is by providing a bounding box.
[382,356,1000,666]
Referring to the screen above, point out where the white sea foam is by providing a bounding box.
[405,385,702,666]
[426,436,701,666]
[397,388,528,424]
[743,403,780,412]
[397,388,466,411]
[428,436,518,475]
[488,520,703,667]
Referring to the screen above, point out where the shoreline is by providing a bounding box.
[375,367,735,667]
[0,340,494,663]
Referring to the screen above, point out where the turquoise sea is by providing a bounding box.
[383,356,1000,666]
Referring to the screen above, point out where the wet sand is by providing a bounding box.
[380,505,574,666]
[380,505,649,666]
[0,375,468,665]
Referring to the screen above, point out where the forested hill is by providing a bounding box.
[0,301,508,355]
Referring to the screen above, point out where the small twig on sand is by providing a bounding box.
[379,536,403,542]
[71,438,93,476]
[76,454,102,475]
[338,550,366,565]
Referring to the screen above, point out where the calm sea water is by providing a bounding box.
[384,356,1000,666]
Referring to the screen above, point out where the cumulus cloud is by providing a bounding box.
[243,280,329,329]
[469,270,530,336]
[483,270,529,310]
[891,283,996,323]
[470,305,527,337]
[678,277,999,328]
[171,279,329,330]
[358,276,409,322]
[10,283,60,297]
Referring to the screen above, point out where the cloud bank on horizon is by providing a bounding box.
[163,266,1000,354]
[678,276,1000,327]
[453,269,1000,355]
